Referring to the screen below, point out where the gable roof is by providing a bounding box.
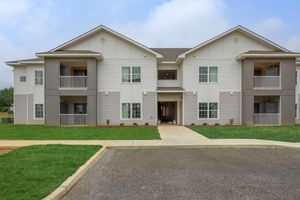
[151,48,191,62]
[6,57,44,66]
[50,25,163,58]
[177,25,290,62]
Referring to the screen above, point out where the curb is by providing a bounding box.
[43,147,106,200]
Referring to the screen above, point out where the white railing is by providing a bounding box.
[60,76,87,88]
[253,76,280,89]
[60,114,88,125]
[253,113,280,125]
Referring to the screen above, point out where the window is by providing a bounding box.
[132,66,141,82]
[122,103,141,119]
[35,104,43,119]
[20,76,26,82]
[199,66,218,83]
[199,67,208,82]
[198,102,218,119]
[209,103,218,118]
[158,70,177,80]
[132,103,141,118]
[35,70,43,85]
[209,67,218,82]
[199,103,208,118]
[122,103,131,119]
[122,67,131,83]
[295,104,298,118]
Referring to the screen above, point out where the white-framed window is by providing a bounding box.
[121,66,141,83]
[199,66,218,83]
[122,67,131,83]
[20,76,26,82]
[132,66,141,82]
[198,102,218,119]
[132,103,141,118]
[121,102,141,119]
[35,70,43,85]
[122,103,131,119]
[199,103,208,118]
[35,104,43,119]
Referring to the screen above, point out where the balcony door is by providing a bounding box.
[74,103,87,114]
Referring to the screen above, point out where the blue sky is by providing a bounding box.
[1,0,300,88]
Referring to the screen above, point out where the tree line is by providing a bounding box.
[0,87,13,112]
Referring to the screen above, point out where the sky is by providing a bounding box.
[1,0,300,89]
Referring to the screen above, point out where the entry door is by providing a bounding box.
[158,102,176,122]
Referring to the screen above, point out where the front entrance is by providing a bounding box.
[158,102,177,124]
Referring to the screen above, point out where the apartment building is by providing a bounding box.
[6,25,300,126]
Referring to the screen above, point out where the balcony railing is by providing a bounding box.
[60,114,88,125]
[253,76,280,89]
[253,113,280,125]
[60,76,87,89]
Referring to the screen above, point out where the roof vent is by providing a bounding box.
[233,37,239,43]
[100,37,106,43]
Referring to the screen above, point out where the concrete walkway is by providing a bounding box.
[0,125,300,148]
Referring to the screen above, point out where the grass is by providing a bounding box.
[0,124,160,140]
[0,144,101,200]
[190,125,300,142]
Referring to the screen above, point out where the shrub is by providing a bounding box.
[190,123,195,126]
[0,107,9,112]
[214,123,220,126]
[133,123,138,126]
[229,118,234,125]
[7,110,13,114]
[145,122,149,126]
[119,123,124,126]
[106,119,110,126]
[202,122,208,126]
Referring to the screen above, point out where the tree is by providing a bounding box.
[0,87,14,108]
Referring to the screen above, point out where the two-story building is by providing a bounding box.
[6,25,300,126]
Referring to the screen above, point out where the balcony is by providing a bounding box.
[253,76,281,89]
[60,76,87,89]
[60,114,88,125]
[253,96,280,125]
[60,96,88,125]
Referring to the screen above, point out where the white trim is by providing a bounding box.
[50,25,163,58]
[177,25,290,62]
[236,53,300,60]
[6,60,44,66]
[120,102,143,121]
[197,101,220,120]
[36,53,102,59]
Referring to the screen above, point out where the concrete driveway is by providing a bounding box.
[62,147,300,200]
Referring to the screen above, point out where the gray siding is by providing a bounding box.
[27,94,44,124]
[220,92,241,124]
[98,92,157,125]
[242,58,296,125]
[44,58,97,125]
[14,94,27,124]
[183,92,241,125]
[14,94,43,124]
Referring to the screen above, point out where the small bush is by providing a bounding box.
[202,122,208,126]
[190,123,195,126]
[133,123,138,126]
[119,123,124,126]
[0,107,9,112]
[106,119,110,126]
[145,122,149,126]
[229,118,234,125]
[214,123,220,126]
[7,110,13,114]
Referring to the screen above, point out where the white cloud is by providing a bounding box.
[114,0,228,47]
[253,17,284,35]
[286,37,300,52]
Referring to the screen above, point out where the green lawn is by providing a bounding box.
[190,125,300,142]
[0,124,160,140]
[0,145,101,200]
